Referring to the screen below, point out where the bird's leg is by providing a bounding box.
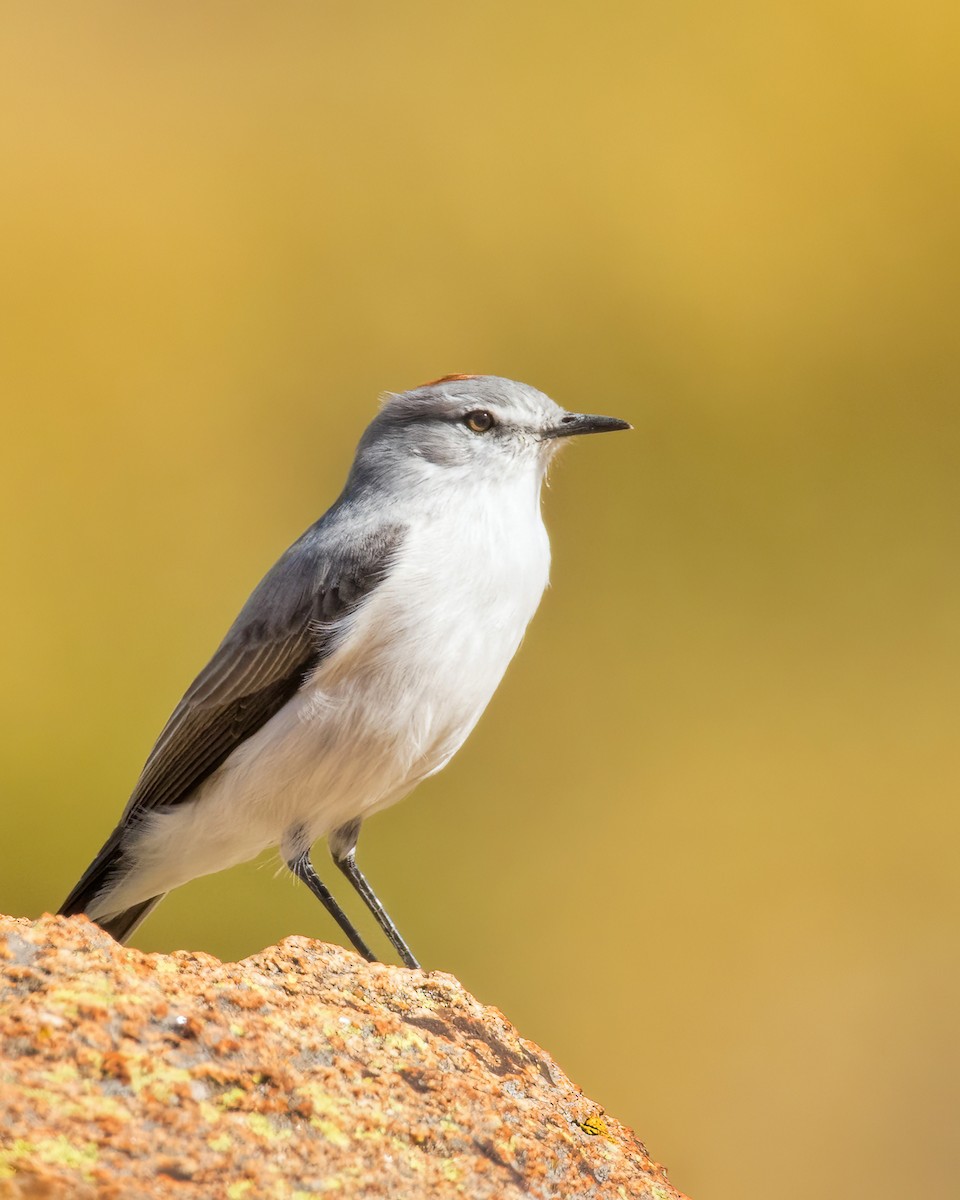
[330,819,420,970]
[335,850,421,970]
[284,834,376,962]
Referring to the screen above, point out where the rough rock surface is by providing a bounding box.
[0,914,687,1199]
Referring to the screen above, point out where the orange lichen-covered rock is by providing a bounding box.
[0,913,687,1199]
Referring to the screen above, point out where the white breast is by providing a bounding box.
[308,473,552,803]
[345,476,552,773]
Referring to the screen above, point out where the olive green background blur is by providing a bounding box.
[3,3,958,1197]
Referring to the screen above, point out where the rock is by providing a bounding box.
[0,913,687,1199]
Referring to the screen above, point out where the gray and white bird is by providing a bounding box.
[60,375,629,966]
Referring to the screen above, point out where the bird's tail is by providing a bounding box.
[58,826,165,944]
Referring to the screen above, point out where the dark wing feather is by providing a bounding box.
[122,607,317,818]
[122,518,405,821]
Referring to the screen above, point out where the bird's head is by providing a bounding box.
[346,375,630,496]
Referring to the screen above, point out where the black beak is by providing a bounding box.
[542,412,632,440]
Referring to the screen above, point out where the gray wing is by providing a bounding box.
[120,518,406,822]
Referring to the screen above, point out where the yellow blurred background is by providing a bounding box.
[2,3,958,1196]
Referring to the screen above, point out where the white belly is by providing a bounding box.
[109,488,550,909]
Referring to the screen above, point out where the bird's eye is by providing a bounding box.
[464,410,495,433]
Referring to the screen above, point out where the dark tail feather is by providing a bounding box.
[95,895,166,943]
[59,826,165,944]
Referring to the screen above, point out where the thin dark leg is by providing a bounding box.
[287,850,376,962]
[332,847,420,970]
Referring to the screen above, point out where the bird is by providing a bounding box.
[59,375,630,967]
